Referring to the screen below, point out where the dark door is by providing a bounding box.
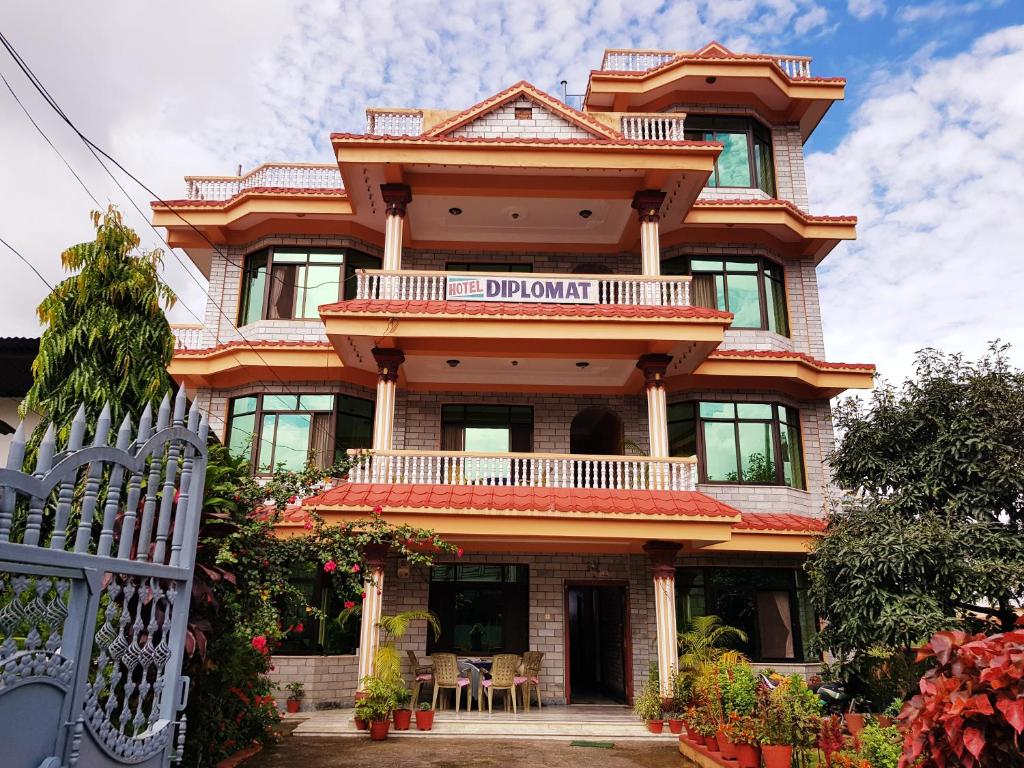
[567,585,628,704]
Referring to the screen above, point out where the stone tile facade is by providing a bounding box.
[450,98,594,140]
[268,654,358,711]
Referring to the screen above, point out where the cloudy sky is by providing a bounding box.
[1,0,1022,386]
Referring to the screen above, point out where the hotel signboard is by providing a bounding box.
[446,275,600,304]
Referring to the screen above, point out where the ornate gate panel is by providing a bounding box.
[0,388,208,768]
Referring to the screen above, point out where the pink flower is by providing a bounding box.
[303,519,312,530]
[344,600,355,610]
[456,547,464,558]
[361,591,367,600]
[251,635,268,654]
[294,622,304,633]
[289,495,298,504]
[323,560,337,573]
[351,563,361,573]
[373,505,382,514]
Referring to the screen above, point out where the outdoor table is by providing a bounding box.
[457,657,492,707]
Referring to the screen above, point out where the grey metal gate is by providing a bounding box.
[0,388,208,768]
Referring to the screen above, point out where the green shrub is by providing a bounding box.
[858,723,902,768]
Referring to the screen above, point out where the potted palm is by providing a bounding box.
[392,686,413,730]
[633,680,664,733]
[284,681,305,714]
[415,701,435,731]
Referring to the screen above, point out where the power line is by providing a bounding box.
[0,235,54,290]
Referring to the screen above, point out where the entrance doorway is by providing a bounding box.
[570,407,624,456]
[566,583,630,705]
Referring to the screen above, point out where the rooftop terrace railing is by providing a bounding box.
[170,323,205,350]
[600,48,812,78]
[347,449,698,491]
[354,269,692,307]
[184,163,343,201]
[365,108,424,136]
[620,113,686,141]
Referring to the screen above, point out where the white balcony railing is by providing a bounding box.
[354,270,692,307]
[184,163,343,201]
[170,324,205,350]
[775,56,812,78]
[621,114,686,141]
[365,108,424,136]
[600,48,812,78]
[348,449,698,492]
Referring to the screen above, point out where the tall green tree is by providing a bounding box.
[806,344,1024,670]
[22,205,176,441]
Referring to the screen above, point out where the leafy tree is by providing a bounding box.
[806,344,1024,677]
[22,205,176,442]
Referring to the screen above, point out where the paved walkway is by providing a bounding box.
[247,735,685,768]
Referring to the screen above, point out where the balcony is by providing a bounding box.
[619,113,686,141]
[347,449,697,492]
[170,323,204,350]
[599,48,812,78]
[365,108,424,136]
[184,163,343,201]
[354,269,692,307]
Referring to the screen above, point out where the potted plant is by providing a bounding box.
[353,699,372,731]
[717,661,757,761]
[633,681,664,733]
[669,671,692,735]
[692,669,724,752]
[415,701,435,731]
[392,686,413,730]
[875,698,903,729]
[284,681,305,714]
[361,676,399,741]
[726,713,762,768]
[666,711,685,734]
[685,706,708,746]
[759,675,823,768]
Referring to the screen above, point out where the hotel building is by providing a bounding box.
[154,42,873,708]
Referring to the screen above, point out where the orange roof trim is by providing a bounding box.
[736,512,827,533]
[424,80,622,140]
[708,349,875,372]
[693,197,856,224]
[173,339,333,357]
[152,187,346,210]
[330,132,719,150]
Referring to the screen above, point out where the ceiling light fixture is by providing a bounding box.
[511,360,519,366]
[446,359,460,368]
[448,207,462,216]
[705,76,717,84]
[510,211,520,220]
[578,209,593,219]
[576,361,590,369]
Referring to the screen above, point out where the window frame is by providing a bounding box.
[684,115,776,196]
[667,400,806,489]
[276,569,359,656]
[675,566,815,663]
[439,404,535,453]
[427,564,530,655]
[662,255,790,335]
[225,392,375,476]
[238,246,381,325]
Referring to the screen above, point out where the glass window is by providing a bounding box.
[663,256,789,335]
[670,400,805,488]
[277,568,359,655]
[446,263,533,273]
[238,248,381,324]
[684,115,776,195]
[226,393,375,475]
[676,567,814,662]
[428,564,529,654]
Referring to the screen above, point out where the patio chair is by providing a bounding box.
[430,653,471,712]
[516,650,544,711]
[407,650,434,706]
[481,653,520,714]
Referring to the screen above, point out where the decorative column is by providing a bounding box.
[380,183,412,272]
[637,353,673,458]
[631,189,667,277]
[371,347,404,450]
[644,540,682,701]
[356,542,391,692]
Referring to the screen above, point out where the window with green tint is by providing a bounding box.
[299,395,335,411]
[670,400,805,488]
[675,567,816,662]
[684,115,776,195]
[662,256,790,335]
[258,412,312,473]
[226,397,258,462]
[237,247,381,322]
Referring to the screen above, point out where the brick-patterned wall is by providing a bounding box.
[268,654,358,710]
[403,247,640,275]
[450,98,593,140]
[380,551,657,705]
[393,390,650,455]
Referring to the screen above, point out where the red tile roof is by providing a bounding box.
[319,299,732,321]
[153,187,346,209]
[302,482,742,519]
[174,340,332,357]
[708,349,875,372]
[736,513,827,533]
[693,198,857,224]
[330,132,720,150]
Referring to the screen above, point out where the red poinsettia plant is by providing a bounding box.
[900,618,1024,767]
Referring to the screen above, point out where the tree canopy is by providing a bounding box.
[806,344,1024,669]
[22,205,176,442]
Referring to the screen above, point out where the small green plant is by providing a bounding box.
[284,681,305,700]
[394,686,412,710]
[882,697,903,719]
[858,723,902,768]
[633,680,663,722]
[724,712,761,745]
[758,675,822,747]
[359,675,400,722]
[671,670,694,713]
[418,701,431,711]
[718,661,757,717]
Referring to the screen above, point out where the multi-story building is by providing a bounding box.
[154,42,873,708]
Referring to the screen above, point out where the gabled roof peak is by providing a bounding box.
[694,40,734,57]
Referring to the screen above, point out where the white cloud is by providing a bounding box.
[896,0,998,22]
[848,0,887,20]
[807,25,1024,384]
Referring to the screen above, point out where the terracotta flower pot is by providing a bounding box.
[286,699,301,714]
[354,716,369,731]
[668,718,684,734]
[415,708,434,731]
[646,720,665,734]
[717,729,737,760]
[369,719,391,741]
[762,744,793,768]
[705,734,720,752]
[691,732,706,746]
[877,715,894,728]
[845,712,866,736]
[735,743,761,768]
[393,708,412,730]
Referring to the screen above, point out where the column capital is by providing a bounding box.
[637,353,673,389]
[631,189,666,222]
[643,540,682,577]
[371,347,405,383]
[361,542,391,571]
[380,183,413,217]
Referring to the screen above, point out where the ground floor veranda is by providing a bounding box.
[269,547,822,712]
